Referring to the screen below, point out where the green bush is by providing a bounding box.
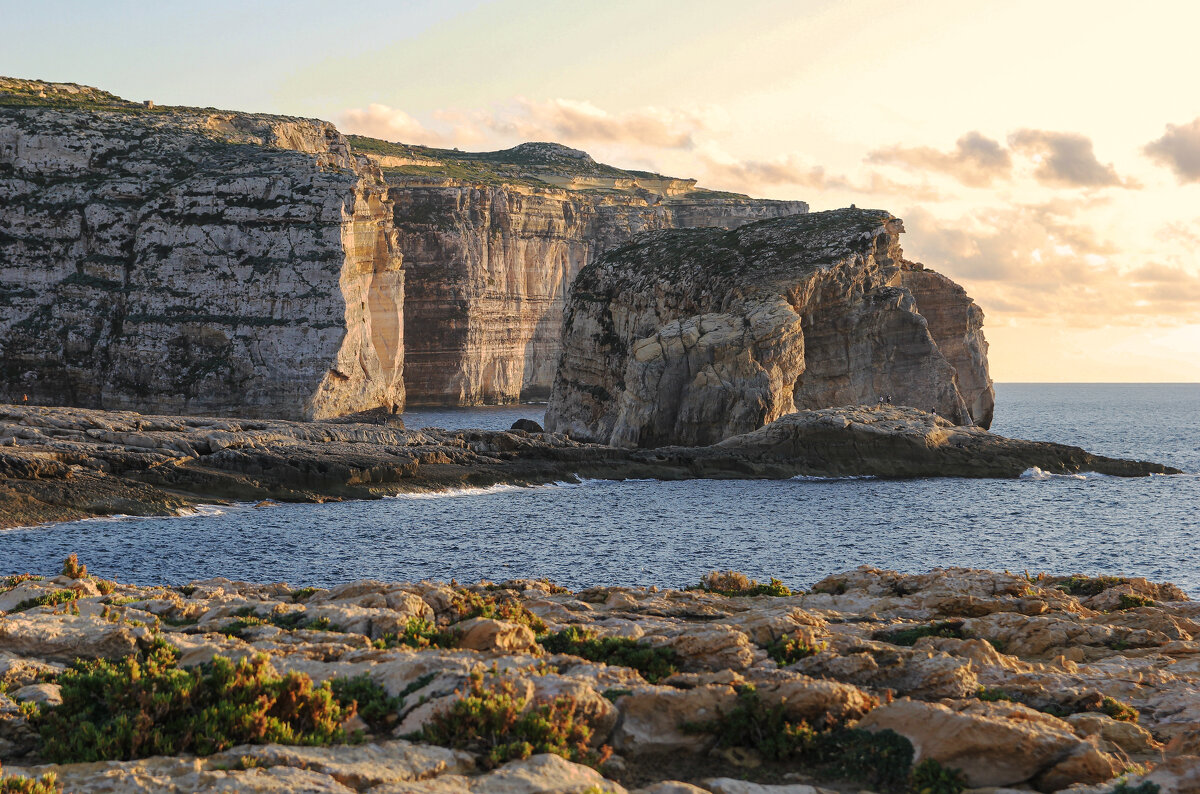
[329,675,400,731]
[685,685,917,790]
[689,570,792,597]
[909,758,968,794]
[0,765,60,794]
[60,554,86,580]
[767,633,828,666]
[36,640,356,762]
[415,671,610,769]
[1117,593,1156,610]
[374,617,458,649]
[1,574,43,591]
[538,626,678,683]
[977,687,1014,702]
[450,589,547,632]
[1100,696,1139,723]
[11,590,79,613]
[1055,576,1128,597]
[873,621,966,646]
[1111,781,1160,794]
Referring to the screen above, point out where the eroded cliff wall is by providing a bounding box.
[0,79,403,419]
[366,142,808,405]
[545,209,994,447]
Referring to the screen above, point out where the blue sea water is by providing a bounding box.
[2,384,1197,592]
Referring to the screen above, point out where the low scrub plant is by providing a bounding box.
[873,621,966,646]
[766,633,828,666]
[0,764,60,794]
[0,574,43,591]
[689,570,792,597]
[1100,696,1139,723]
[538,626,679,683]
[11,590,79,613]
[374,617,458,650]
[1054,575,1129,597]
[450,589,547,632]
[686,684,965,793]
[1117,593,1156,610]
[415,671,610,769]
[35,639,360,762]
[60,554,86,580]
[329,675,401,731]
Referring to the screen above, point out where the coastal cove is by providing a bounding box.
[3,384,1197,592]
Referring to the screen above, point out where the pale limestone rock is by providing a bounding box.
[10,682,60,706]
[631,783,711,794]
[858,698,1121,787]
[1066,712,1161,755]
[0,78,403,420]
[455,619,538,655]
[546,209,994,447]
[0,612,150,661]
[611,684,737,754]
[705,781,832,794]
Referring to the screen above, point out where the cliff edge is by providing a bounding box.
[0,77,404,420]
[546,209,995,447]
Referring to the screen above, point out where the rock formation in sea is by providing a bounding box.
[353,137,808,405]
[1,563,1197,791]
[546,208,995,447]
[0,78,404,420]
[0,403,1172,530]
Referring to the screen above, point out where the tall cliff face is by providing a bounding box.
[0,78,403,419]
[353,139,808,405]
[545,209,994,448]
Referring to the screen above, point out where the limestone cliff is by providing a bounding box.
[351,138,808,405]
[0,78,403,420]
[545,209,994,447]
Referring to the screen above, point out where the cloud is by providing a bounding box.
[338,98,717,151]
[1007,129,1137,189]
[695,154,941,200]
[902,203,1200,325]
[867,131,1011,187]
[338,104,446,146]
[1144,118,1200,183]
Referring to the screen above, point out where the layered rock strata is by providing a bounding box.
[0,404,1174,530]
[361,140,808,405]
[2,566,1199,791]
[0,78,404,420]
[546,208,995,447]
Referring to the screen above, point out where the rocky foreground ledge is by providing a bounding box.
[0,404,1178,529]
[2,564,1200,792]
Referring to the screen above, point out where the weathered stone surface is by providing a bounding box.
[0,77,403,420]
[371,140,807,406]
[0,403,1175,528]
[545,209,994,447]
[1,566,1198,791]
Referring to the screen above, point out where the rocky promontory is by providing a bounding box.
[546,209,994,448]
[0,403,1175,530]
[2,563,1199,792]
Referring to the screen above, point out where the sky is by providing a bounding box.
[4,0,1200,382]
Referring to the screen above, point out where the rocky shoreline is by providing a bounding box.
[2,563,1200,792]
[0,403,1179,530]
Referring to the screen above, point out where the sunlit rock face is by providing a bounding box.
[546,208,994,447]
[0,78,403,419]
[371,141,809,405]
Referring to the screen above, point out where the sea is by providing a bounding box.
[2,384,1197,593]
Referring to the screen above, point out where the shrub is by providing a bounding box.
[450,589,546,632]
[221,607,341,637]
[94,579,116,596]
[767,633,828,666]
[374,617,458,649]
[0,765,60,794]
[685,685,916,790]
[60,555,86,580]
[1055,576,1128,597]
[36,639,356,762]
[329,675,400,731]
[416,671,610,769]
[873,621,966,646]
[0,574,42,591]
[538,626,679,683]
[909,758,968,794]
[11,590,79,613]
[291,587,321,602]
[977,687,1014,702]
[691,570,792,597]
[1117,593,1156,610]
[1100,696,1139,723]
[1111,781,1160,794]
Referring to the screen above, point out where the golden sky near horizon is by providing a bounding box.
[7,0,1200,381]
